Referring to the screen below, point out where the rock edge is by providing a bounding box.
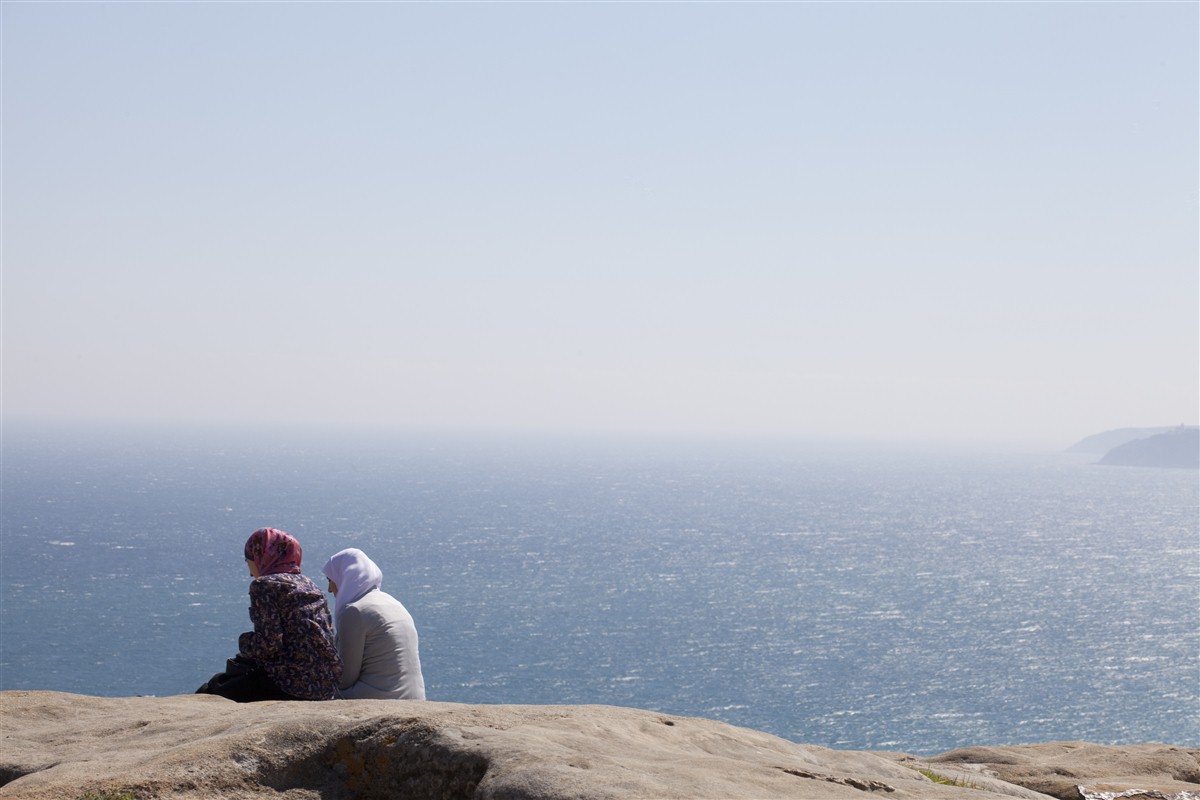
[1,692,1197,800]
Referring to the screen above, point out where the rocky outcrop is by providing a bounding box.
[1,692,1197,800]
[919,743,1200,800]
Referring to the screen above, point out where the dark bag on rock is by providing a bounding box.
[196,655,261,694]
[224,654,260,677]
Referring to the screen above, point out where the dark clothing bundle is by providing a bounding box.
[196,655,295,702]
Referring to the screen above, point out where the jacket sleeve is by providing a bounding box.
[335,605,367,690]
[238,580,283,661]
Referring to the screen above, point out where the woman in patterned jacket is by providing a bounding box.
[197,528,342,701]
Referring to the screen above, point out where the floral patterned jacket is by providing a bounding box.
[238,573,342,700]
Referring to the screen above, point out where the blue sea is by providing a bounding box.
[2,423,1197,755]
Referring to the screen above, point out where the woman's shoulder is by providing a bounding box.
[250,572,322,596]
[346,590,412,619]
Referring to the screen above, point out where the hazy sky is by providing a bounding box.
[3,2,1196,445]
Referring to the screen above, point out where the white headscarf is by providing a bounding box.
[322,548,384,621]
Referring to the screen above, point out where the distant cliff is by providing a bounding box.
[1067,427,1178,454]
[2,692,1199,800]
[1098,427,1199,469]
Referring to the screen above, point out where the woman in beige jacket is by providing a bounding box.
[321,548,426,700]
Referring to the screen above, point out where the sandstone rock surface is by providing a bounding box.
[0,692,1195,800]
[923,742,1200,800]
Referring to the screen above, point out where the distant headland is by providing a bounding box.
[1069,426,1199,469]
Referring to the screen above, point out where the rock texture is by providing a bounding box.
[923,743,1200,800]
[1,692,1197,800]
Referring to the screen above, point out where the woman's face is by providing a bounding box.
[246,559,260,578]
[327,579,338,595]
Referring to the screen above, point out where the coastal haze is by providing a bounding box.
[2,2,1196,444]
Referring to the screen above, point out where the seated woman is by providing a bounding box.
[321,548,426,700]
[197,528,342,702]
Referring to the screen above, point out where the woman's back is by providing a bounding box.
[336,589,425,700]
[240,572,342,700]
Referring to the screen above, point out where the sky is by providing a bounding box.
[2,1,1197,446]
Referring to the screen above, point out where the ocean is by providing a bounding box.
[1,423,1196,756]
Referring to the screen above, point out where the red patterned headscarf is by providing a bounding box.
[244,528,303,576]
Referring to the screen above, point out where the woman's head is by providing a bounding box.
[244,528,303,577]
[322,548,383,618]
